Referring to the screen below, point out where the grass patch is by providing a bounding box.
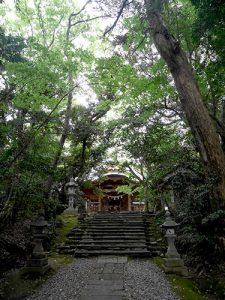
[167,275,207,300]
[151,256,164,268]
[53,214,78,245]
[48,252,74,271]
[151,257,207,300]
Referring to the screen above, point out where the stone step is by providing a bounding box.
[85,231,145,236]
[65,240,80,245]
[95,218,144,221]
[67,235,83,240]
[61,249,76,254]
[90,226,143,230]
[88,224,144,230]
[58,245,76,251]
[93,217,143,220]
[82,236,146,241]
[74,249,151,256]
[77,243,147,249]
[67,233,83,238]
[93,215,143,218]
[92,220,143,223]
[86,228,145,232]
[79,239,147,244]
[82,235,146,240]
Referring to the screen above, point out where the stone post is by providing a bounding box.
[162,210,188,276]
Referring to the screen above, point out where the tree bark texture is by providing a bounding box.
[144,0,225,207]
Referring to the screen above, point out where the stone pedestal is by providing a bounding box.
[163,257,188,276]
[62,203,77,215]
[25,255,50,275]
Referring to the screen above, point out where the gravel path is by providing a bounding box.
[124,259,180,300]
[26,258,97,300]
[26,257,180,300]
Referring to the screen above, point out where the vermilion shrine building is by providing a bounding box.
[82,170,144,213]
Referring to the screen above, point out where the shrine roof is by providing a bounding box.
[102,171,127,178]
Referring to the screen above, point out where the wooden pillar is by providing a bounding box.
[128,195,131,211]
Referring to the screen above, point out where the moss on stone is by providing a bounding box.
[54,214,78,244]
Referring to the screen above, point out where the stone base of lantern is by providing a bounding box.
[163,258,188,276]
[62,207,77,215]
[24,264,50,275]
[24,254,50,275]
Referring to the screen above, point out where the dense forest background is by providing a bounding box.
[0,0,225,290]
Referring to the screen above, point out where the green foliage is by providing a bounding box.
[116,184,140,196]
[54,214,78,244]
[201,210,225,226]
[0,0,112,222]
[0,28,26,67]
[93,187,105,198]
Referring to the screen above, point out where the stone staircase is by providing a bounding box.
[58,211,165,257]
[75,212,153,256]
[57,215,90,255]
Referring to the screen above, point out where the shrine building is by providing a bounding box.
[82,169,144,213]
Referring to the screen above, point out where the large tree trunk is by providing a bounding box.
[144,0,225,208]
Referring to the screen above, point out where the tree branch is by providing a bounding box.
[130,32,147,55]
[125,164,144,182]
[48,15,64,49]
[71,15,109,27]
[103,0,129,37]
[36,1,47,48]
[70,0,92,18]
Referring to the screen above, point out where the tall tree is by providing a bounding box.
[143,0,225,207]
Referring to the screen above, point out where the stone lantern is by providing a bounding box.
[63,177,78,214]
[25,210,50,275]
[162,210,188,276]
